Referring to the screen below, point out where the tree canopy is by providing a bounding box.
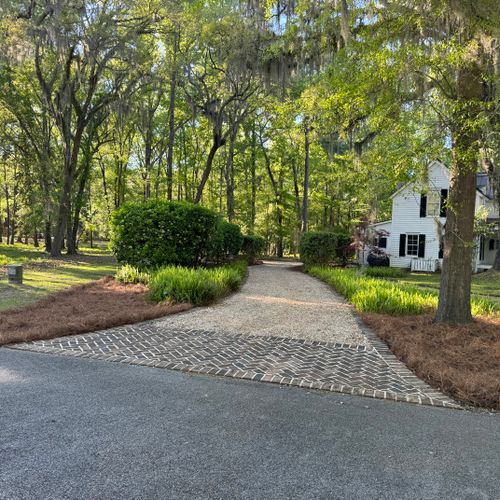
[1,0,499,323]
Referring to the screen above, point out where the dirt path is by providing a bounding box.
[155,261,369,345]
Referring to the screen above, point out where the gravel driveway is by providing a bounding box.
[155,261,369,345]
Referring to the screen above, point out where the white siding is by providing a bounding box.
[388,161,448,268]
[367,160,499,271]
[477,192,499,219]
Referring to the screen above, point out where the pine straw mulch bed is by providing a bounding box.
[362,313,500,411]
[0,276,191,347]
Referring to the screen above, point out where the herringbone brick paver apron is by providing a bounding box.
[10,262,459,408]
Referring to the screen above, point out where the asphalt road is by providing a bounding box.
[0,349,499,500]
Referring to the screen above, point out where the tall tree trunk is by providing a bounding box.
[68,159,91,255]
[225,130,237,221]
[260,131,283,255]
[44,220,52,253]
[494,220,500,271]
[301,122,310,233]
[291,157,301,223]
[276,171,284,258]
[3,161,10,245]
[66,204,75,255]
[490,169,500,270]
[194,134,223,203]
[250,124,257,231]
[52,162,74,256]
[51,127,84,257]
[40,117,53,254]
[166,32,179,201]
[435,64,482,324]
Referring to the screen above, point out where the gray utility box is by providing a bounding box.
[7,264,23,284]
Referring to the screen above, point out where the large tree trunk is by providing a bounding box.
[435,64,482,324]
[51,161,74,257]
[435,167,476,323]
[194,133,223,203]
[301,122,310,233]
[68,160,91,255]
[44,220,52,253]
[494,221,500,271]
[66,205,75,255]
[51,127,83,257]
[276,172,285,257]
[492,170,500,270]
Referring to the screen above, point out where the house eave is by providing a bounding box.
[389,160,448,199]
[367,220,392,228]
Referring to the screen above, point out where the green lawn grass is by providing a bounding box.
[394,270,500,308]
[0,243,117,311]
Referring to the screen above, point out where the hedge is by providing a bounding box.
[208,220,243,262]
[110,200,219,268]
[299,231,338,265]
[242,234,266,264]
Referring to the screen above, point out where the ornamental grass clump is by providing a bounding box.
[116,264,150,285]
[351,284,437,315]
[149,262,247,306]
[308,266,498,316]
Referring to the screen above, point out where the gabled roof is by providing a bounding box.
[389,160,446,199]
[390,160,495,200]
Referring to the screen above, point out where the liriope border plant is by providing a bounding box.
[308,267,497,316]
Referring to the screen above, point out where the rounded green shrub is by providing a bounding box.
[207,220,243,262]
[299,231,337,265]
[221,221,243,258]
[334,230,354,264]
[242,235,266,264]
[110,200,219,268]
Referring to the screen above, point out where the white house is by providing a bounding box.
[363,160,499,272]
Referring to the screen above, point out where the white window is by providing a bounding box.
[407,234,419,256]
[426,191,440,217]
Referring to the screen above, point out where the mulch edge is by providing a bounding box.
[0,277,192,347]
[359,312,500,412]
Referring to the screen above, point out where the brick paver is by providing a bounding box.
[10,323,459,408]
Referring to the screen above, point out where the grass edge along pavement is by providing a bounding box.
[308,266,500,410]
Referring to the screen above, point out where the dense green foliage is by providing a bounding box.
[241,235,266,264]
[309,267,497,316]
[207,220,244,263]
[149,261,247,305]
[299,232,338,265]
[110,201,219,268]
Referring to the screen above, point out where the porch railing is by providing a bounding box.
[410,258,439,273]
